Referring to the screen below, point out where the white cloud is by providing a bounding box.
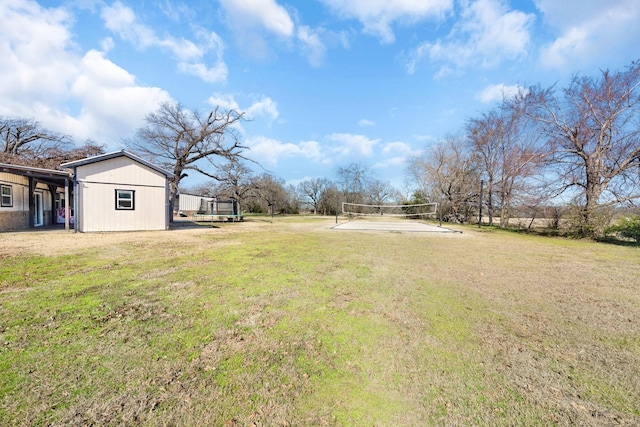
[246,133,386,168]
[405,0,534,74]
[537,0,640,70]
[373,141,420,171]
[382,141,415,156]
[320,0,453,44]
[158,1,195,22]
[69,49,172,142]
[535,0,630,28]
[248,136,297,166]
[358,119,376,127]
[244,132,393,172]
[100,1,227,83]
[101,36,115,52]
[327,133,380,156]
[207,94,279,123]
[219,0,295,60]
[177,62,228,84]
[247,136,323,166]
[0,0,77,109]
[219,1,347,67]
[298,140,324,161]
[219,0,294,37]
[298,26,327,67]
[101,1,156,49]
[372,156,407,170]
[247,97,279,123]
[476,83,526,103]
[207,93,240,111]
[0,0,171,145]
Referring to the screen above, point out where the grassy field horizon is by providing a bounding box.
[1,217,639,425]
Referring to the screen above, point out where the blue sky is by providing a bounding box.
[1,0,639,193]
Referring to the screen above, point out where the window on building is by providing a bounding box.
[1,185,12,207]
[115,189,135,210]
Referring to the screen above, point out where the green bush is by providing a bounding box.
[563,203,614,238]
[605,216,640,243]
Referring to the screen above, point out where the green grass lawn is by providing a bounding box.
[1,217,639,426]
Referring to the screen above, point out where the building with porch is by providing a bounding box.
[0,150,173,233]
[0,164,72,231]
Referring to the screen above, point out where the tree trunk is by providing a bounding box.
[168,180,179,223]
[486,177,494,226]
[582,160,605,235]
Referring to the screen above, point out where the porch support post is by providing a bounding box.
[64,178,70,232]
[48,184,56,226]
[28,177,35,228]
[72,167,79,233]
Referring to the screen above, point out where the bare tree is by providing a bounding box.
[405,154,432,200]
[209,161,257,205]
[467,95,545,228]
[131,102,248,217]
[318,184,340,216]
[183,181,217,198]
[467,110,500,225]
[246,173,291,214]
[29,141,105,170]
[406,136,481,223]
[284,184,301,214]
[366,179,398,206]
[522,60,640,235]
[0,116,69,165]
[298,177,332,214]
[336,162,369,203]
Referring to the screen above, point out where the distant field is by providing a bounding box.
[1,217,639,426]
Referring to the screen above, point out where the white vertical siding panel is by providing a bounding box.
[75,157,169,232]
[179,194,211,211]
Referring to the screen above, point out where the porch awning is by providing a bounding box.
[0,163,72,187]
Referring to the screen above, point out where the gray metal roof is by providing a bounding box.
[0,163,72,187]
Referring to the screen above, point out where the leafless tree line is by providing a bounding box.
[0,117,105,169]
[406,60,640,236]
[185,161,402,217]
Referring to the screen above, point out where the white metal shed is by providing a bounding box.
[61,151,174,232]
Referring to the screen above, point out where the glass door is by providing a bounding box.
[34,192,44,226]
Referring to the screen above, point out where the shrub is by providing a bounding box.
[605,216,640,243]
[563,202,614,238]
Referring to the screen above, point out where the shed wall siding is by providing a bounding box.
[78,182,167,232]
[178,194,212,212]
[74,157,169,232]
